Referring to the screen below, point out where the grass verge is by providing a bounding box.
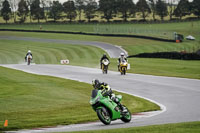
[0,31,199,56]
[0,21,199,39]
[112,58,200,79]
[65,121,200,133]
[0,39,105,68]
[0,39,200,79]
[0,66,160,131]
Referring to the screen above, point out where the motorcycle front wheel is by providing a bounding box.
[123,68,126,75]
[28,59,31,65]
[97,107,111,125]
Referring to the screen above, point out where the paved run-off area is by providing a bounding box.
[1,64,200,133]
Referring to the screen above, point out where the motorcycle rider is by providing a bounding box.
[25,50,33,62]
[100,53,109,69]
[118,53,127,71]
[92,79,127,113]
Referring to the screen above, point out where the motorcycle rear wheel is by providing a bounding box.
[121,106,131,123]
[97,107,111,125]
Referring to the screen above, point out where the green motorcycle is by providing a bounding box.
[90,89,132,125]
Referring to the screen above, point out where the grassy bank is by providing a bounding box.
[0,66,159,131]
[0,21,199,39]
[0,39,200,79]
[108,58,200,79]
[0,39,105,68]
[0,31,200,56]
[66,121,200,133]
[119,58,200,79]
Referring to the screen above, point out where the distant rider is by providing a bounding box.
[100,53,109,69]
[118,53,127,71]
[25,50,33,62]
[92,79,127,112]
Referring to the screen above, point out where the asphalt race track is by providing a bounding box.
[2,64,200,133]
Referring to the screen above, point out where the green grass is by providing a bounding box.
[0,66,159,131]
[0,38,200,79]
[0,39,105,68]
[0,21,200,40]
[0,31,200,56]
[107,58,200,79]
[122,58,200,79]
[65,121,200,133]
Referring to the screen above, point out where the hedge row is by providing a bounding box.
[128,51,200,60]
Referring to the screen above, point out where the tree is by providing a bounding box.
[49,1,62,22]
[156,0,168,20]
[136,0,151,21]
[63,0,77,22]
[1,0,11,23]
[17,0,29,23]
[27,0,33,22]
[116,0,136,22]
[75,0,86,22]
[148,0,156,21]
[84,0,97,22]
[98,0,116,22]
[41,0,48,22]
[167,0,176,20]
[174,0,190,20]
[193,0,200,18]
[0,0,3,9]
[8,0,19,23]
[30,0,44,23]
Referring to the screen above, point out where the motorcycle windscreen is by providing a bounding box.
[91,89,98,98]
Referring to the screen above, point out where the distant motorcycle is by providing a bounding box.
[90,89,131,125]
[26,55,32,65]
[101,59,109,74]
[119,59,128,75]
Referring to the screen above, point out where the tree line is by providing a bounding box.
[0,0,200,23]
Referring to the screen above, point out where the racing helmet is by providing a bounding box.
[120,53,124,56]
[92,79,100,89]
[28,50,31,53]
[103,53,106,57]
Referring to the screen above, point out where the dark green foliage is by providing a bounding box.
[84,0,97,22]
[136,0,151,21]
[155,0,168,20]
[116,0,136,22]
[174,0,190,20]
[1,0,11,23]
[17,0,29,23]
[30,0,45,23]
[63,0,77,22]
[192,0,200,18]
[99,0,116,22]
[49,1,63,22]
